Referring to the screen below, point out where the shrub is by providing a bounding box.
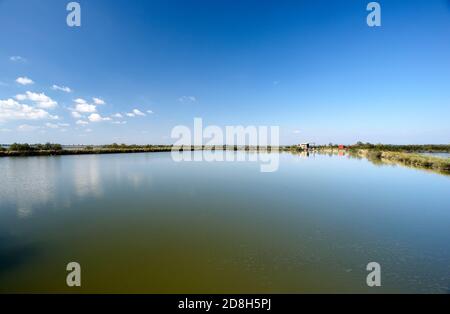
[367,151,382,160]
[9,143,33,152]
[39,143,63,151]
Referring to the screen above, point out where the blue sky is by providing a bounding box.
[0,0,449,145]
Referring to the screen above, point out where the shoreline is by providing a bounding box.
[2,144,449,175]
[0,145,280,157]
[357,149,450,174]
[313,147,450,175]
[0,147,173,157]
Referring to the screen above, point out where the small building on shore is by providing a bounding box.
[298,143,310,150]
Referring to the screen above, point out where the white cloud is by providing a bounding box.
[74,98,87,104]
[146,110,154,114]
[46,122,70,129]
[45,122,59,129]
[88,114,102,122]
[112,113,123,118]
[73,98,97,113]
[126,109,146,117]
[0,128,12,132]
[112,121,127,125]
[75,103,96,113]
[52,84,72,93]
[10,56,26,62]
[0,98,58,122]
[16,77,34,85]
[178,96,197,103]
[132,109,146,116]
[88,113,111,122]
[93,97,105,105]
[71,111,82,118]
[76,120,89,125]
[293,130,301,134]
[18,124,40,132]
[16,91,57,109]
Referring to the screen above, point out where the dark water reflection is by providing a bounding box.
[0,152,449,293]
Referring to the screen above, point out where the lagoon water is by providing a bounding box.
[419,152,450,159]
[0,152,449,293]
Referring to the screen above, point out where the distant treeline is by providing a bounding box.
[311,142,450,152]
[0,142,174,156]
[1,143,63,152]
[349,142,450,152]
[2,142,449,156]
[1,143,283,156]
[102,143,168,149]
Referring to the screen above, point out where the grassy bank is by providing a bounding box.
[345,148,450,174]
[368,150,450,172]
[312,143,450,174]
[349,142,450,153]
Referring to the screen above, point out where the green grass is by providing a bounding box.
[350,143,450,153]
[379,151,450,172]
[315,143,450,174]
[344,149,450,174]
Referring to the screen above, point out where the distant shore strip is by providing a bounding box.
[1,142,449,175]
[0,143,280,157]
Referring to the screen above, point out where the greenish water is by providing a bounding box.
[0,152,449,293]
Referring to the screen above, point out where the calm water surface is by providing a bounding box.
[419,152,450,159]
[0,152,449,293]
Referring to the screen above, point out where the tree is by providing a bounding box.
[9,143,33,152]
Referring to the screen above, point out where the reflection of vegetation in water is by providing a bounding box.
[0,235,39,283]
[286,151,310,158]
[365,151,385,166]
[3,141,450,177]
[313,143,450,176]
[347,149,450,176]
